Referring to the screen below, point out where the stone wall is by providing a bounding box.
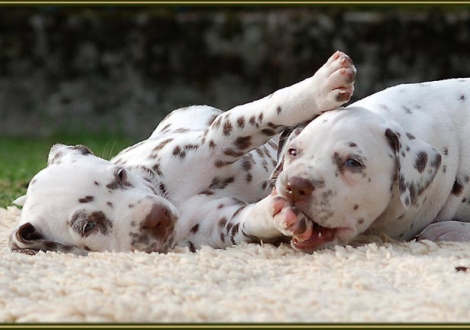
[1,6,469,138]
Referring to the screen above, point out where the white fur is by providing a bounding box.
[9,51,356,254]
[270,78,470,252]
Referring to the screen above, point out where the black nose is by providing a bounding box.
[285,177,315,204]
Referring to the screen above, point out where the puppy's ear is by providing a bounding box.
[13,195,27,206]
[10,222,88,256]
[269,123,309,184]
[48,144,94,166]
[385,127,442,209]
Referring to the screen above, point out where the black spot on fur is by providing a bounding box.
[188,241,196,253]
[190,224,199,234]
[414,152,428,173]
[71,145,93,156]
[460,95,466,101]
[277,106,282,115]
[385,129,400,152]
[452,178,464,195]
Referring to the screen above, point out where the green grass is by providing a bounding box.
[0,134,136,208]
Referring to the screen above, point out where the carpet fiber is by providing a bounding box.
[1,206,470,323]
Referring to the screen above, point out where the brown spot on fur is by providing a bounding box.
[209,177,235,190]
[173,146,182,156]
[218,217,227,227]
[261,128,277,136]
[79,196,95,203]
[234,136,252,150]
[223,120,233,136]
[237,116,245,128]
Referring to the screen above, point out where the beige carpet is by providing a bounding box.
[1,206,470,323]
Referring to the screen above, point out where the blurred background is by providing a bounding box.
[1,5,470,140]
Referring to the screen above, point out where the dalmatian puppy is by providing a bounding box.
[269,77,470,253]
[9,51,356,255]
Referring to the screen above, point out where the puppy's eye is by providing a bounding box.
[345,158,363,168]
[116,168,127,181]
[288,148,298,156]
[82,222,97,234]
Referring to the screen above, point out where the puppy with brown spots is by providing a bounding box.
[268,78,470,252]
[9,51,356,255]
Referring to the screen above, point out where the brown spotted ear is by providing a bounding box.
[10,222,87,255]
[269,123,309,184]
[385,127,442,209]
[48,144,94,166]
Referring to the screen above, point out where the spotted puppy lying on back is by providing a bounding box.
[9,51,356,255]
[268,77,470,253]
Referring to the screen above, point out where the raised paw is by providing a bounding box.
[416,221,470,242]
[270,194,313,241]
[311,50,356,111]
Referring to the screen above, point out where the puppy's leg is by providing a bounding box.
[416,221,470,242]
[205,51,356,165]
[176,193,294,250]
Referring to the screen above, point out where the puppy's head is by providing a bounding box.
[274,108,441,252]
[10,144,179,255]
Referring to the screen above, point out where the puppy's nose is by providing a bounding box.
[142,204,173,239]
[285,177,315,204]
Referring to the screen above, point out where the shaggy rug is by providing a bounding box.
[1,206,470,324]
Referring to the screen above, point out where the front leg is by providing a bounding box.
[416,221,470,242]
[205,51,356,164]
[175,194,289,251]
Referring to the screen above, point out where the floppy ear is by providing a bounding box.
[385,127,442,209]
[13,195,27,206]
[48,144,94,166]
[9,222,88,256]
[269,123,309,184]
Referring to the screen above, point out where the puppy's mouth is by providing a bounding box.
[285,207,337,252]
